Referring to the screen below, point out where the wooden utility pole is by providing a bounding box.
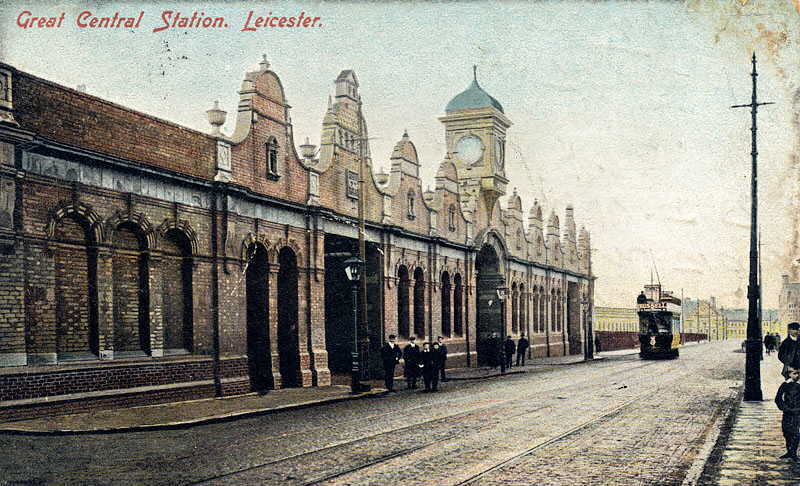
[732,53,774,401]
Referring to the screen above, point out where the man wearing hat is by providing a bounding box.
[779,322,800,378]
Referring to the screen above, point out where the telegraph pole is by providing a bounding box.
[732,53,774,401]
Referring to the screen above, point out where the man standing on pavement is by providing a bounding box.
[504,336,516,370]
[516,333,529,366]
[436,336,448,381]
[486,332,500,369]
[779,322,800,378]
[775,366,800,460]
[403,336,421,389]
[381,334,402,392]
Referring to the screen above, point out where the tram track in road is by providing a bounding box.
[187,356,670,485]
[453,391,656,486]
[312,347,727,486]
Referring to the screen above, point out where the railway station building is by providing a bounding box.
[0,58,593,418]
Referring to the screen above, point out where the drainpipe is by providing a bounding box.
[210,184,222,397]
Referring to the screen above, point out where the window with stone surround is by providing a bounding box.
[407,190,416,220]
[266,137,280,180]
[448,205,456,232]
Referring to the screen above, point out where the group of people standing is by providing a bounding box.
[776,322,800,460]
[380,332,533,395]
[764,332,782,355]
[484,333,530,369]
[381,335,448,393]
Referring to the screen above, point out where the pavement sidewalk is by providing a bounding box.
[0,349,631,435]
[695,352,800,485]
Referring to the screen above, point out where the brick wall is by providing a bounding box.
[0,356,248,402]
[9,66,216,180]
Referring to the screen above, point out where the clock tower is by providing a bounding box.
[439,66,512,222]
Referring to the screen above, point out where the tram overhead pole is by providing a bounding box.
[732,52,774,402]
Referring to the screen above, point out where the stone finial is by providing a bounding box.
[300,137,317,160]
[206,100,227,136]
[259,55,270,72]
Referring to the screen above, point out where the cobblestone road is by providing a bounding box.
[1,342,742,486]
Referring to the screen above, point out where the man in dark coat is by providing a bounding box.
[380,334,402,392]
[485,332,500,369]
[504,336,516,369]
[779,323,800,378]
[403,336,421,389]
[423,342,441,392]
[436,336,448,381]
[516,333,530,366]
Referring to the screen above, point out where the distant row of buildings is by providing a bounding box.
[593,274,800,340]
[594,298,781,340]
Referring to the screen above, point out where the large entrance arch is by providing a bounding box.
[475,240,505,367]
[246,243,272,392]
[278,247,301,387]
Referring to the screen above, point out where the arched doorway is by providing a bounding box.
[413,267,425,339]
[441,271,451,337]
[278,247,301,387]
[453,273,463,336]
[246,243,272,392]
[475,243,504,366]
[397,265,410,338]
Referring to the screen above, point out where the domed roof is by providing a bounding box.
[446,68,504,113]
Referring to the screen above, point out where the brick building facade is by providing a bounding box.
[0,58,593,418]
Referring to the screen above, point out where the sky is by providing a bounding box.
[1,1,798,309]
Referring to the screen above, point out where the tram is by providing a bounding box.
[637,284,681,359]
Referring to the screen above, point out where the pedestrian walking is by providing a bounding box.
[420,342,439,392]
[775,366,800,460]
[779,323,800,378]
[436,336,448,381]
[765,333,774,355]
[516,333,529,366]
[403,336,421,389]
[504,336,515,369]
[380,334,402,392]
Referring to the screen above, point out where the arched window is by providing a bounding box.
[398,265,410,338]
[407,190,416,220]
[511,282,519,334]
[161,229,193,353]
[112,222,150,356]
[441,271,451,337]
[453,273,463,336]
[516,229,523,250]
[266,137,279,179]
[53,214,99,358]
[448,205,457,232]
[520,283,527,337]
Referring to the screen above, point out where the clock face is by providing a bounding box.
[456,135,484,165]
[494,138,505,170]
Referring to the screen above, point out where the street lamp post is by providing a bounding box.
[582,294,593,361]
[344,256,369,394]
[732,53,773,401]
[497,287,508,374]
